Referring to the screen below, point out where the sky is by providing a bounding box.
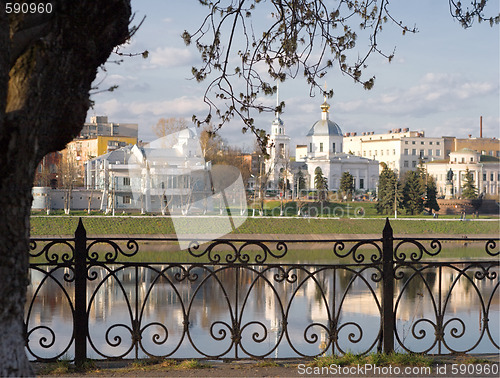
[88,0,500,152]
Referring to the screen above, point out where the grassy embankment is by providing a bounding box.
[30,214,498,263]
[30,215,499,236]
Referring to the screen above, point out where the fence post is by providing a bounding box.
[74,218,87,366]
[382,217,394,354]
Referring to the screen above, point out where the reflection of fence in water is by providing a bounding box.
[26,219,499,363]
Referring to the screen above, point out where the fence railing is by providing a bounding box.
[26,218,499,365]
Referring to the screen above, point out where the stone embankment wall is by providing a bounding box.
[437,199,498,215]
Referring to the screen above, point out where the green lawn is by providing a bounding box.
[30,215,499,236]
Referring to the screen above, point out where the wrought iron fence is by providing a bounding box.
[26,218,499,365]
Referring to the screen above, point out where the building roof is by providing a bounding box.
[272,116,284,127]
[306,99,343,137]
[480,155,500,162]
[306,119,343,137]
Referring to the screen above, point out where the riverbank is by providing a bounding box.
[33,354,500,377]
[30,216,500,237]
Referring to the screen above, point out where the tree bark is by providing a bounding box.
[0,1,131,375]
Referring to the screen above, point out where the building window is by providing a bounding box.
[491,173,494,181]
[332,143,336,153]
[369,150,371,156]
[404,161,409,167]
[320,143,323,152]
[374,150,377,156]
[437,142,440,145]
[363,151,366,157]
[483,173,487,181]
[428,149,432,156]
[359,178,364,189]
[489,150,494,156]
[393,149,396,155]
[412,161,417,168]
[123,195,131,204]
[436,150,441,156]
[404,149,408,155]
[430,141,433,145]
[461,158,465,163]
[405,141,408,144]
[470,157,474,162]
[381,150,384,156]
[419,150,424,158]
[421,141,424,145]
[123,177,130,186]
[412,149,416,155]
[309,143,313,153]
[412,141,416,145]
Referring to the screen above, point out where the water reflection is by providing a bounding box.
[26,257,499,360]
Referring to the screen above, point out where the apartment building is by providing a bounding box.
[343,129,445,176]
[80,115,138,138]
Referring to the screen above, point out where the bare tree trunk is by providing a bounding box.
[0,1,132,374]
[0,135,36,376]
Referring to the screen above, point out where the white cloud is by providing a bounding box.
[148,47,196,68]
[342,73,497,118]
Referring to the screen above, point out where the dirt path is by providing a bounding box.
[33,355,500,377]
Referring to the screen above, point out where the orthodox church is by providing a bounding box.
[263,93,379,196]
[297,97,380,193]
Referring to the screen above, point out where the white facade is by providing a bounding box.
[265,110,291,190]
[343,130,445,176]
[85,128,213,213]
[425,148,500,198]
[302,100,379,192]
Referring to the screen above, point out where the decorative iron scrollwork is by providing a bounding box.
[187,240,288,264]
[394,239,442,262]
[29,240,74,264]
[333,240,382,263]
[26,229,499,362]
[87,239,139,263]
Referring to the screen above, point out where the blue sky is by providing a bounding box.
[88,0,499,151]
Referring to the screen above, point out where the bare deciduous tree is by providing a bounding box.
[184,0,498,148]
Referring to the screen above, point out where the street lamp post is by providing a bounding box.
[394,179,398,219]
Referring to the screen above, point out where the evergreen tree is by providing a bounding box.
[340,171,354,201]
[376,163,403,215]
[314,167,328,202]
[424,176,440,213]
[461,168,478,199]
[403,170,425,215]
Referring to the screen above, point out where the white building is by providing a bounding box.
[425,148,500,198]
[265,107,291,190]
[297,99,379,192]
[85,128,212,213]
[343,129,445,176]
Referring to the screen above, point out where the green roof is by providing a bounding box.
[480,155,500,162]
